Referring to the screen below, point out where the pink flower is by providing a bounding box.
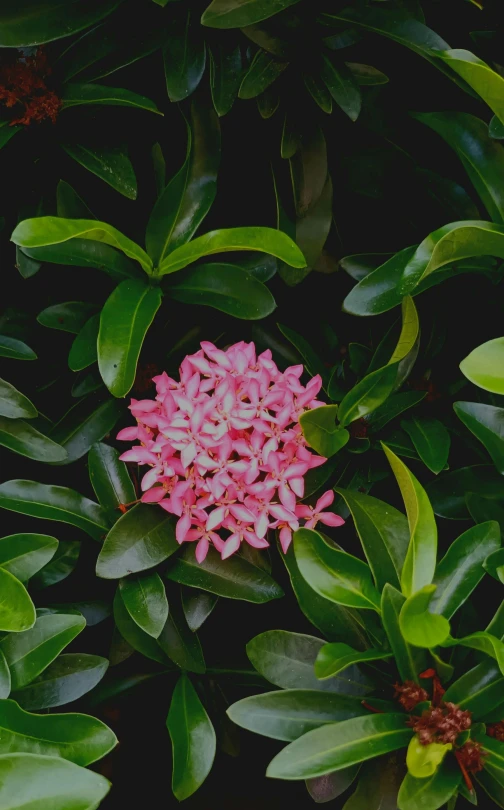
[118,340,342,562]
[295,490,345,530]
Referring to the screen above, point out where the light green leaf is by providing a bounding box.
[460,338,504,394]
[436,50,504,127]
[405,736,452,779]
[399,585,451,648]
[300,406,349,457]
[0,534,58,583]
[314,643,392,680]
[0,569,36,633]
[0,379,37,420]
[441,631,504,675]
[0,650,10,699]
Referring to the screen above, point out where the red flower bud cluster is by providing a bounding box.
[487,721,504,742]
[408,702,472,745]
[0,48,61,126]
[394,681,429,713]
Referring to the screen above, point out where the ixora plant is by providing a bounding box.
[227,445,504,810]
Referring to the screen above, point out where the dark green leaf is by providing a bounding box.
[367,391,426,433]
[0,533,58,582]
[454,402,504,472]
[346,62,389,85]
[56,180,94,219]
[303,74,333,113]
[167,674,216,800]
[88,442,135,514]
[68,315,99,372]
[300,406,349,458]
[31,541,80,589]
[397,757,461,810]
[97,279,162,397]
[343,754,406,810]
[119,572,168,638]
[320,55,361,121]
[181,588,218,631]
[484,548,504,584]
[315,643,392,680]
[0,336,36,361]
[490,116,504,140]
[239,50,289,99]
[0,0,120,47]
[427,465,504,519]
[113,589,169,665]
[306,767,360,803]
[444,660,504,718]
[37,302,96,334]
[201,0,303,28]
[401,417,450,475]
[0,123,21,150]
[49,398,121,464]
[0,379,36,420]
[209,40,242,115]
[96,503,178,579]
[61,144,138,200]
[277,323,328,382]
[381,584,429,683]
[0,418,67,462]
[62,83,161,114]
[21,240,141,282]
[157,593,205,673]
[163,10,206,102]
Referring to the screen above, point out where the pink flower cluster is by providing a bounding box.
[118,341,344,563]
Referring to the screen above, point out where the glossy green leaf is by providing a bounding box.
[16,247,41,279]
[300,406,349,457]
[320,55,361,121]
[98,279,162,397]
[166,544,283,602]
[0,336,36,361]
[158,227,305,275]
[0,753,110,809]
[427,465,504,519]
[239,50,289,99]
[61,144,138,200]
[436,50,504,127]
[113,589,169,665]
[315,643,392,680]
[56,180,94,219]
[405,736,452,779]
[277,323,328,382]
[31,541,80,590]
[399,585,451,648]
[294,528,381,611]
[0,379,37,420]
[68,315,99,371]
[490,116,504,139]
[247,630,373,696]
[12,654,109,710]
[119,572,168,638]
[157,594,205,673]
[37,302,96,334]
[167,674,216,801]
[441,631,504,675]
[21,240,140,281]
[0,418,67,462]
[0,613,86,690]
[88,442,135,514]
[0,0,120,47]
[444,660,504,717]
[146,103,220,265]
[49,398,121,464]
[413,112,504,224]
[455,402,504,473]
[431,521,500,618]
[181,588,218,632]
[346,62,389,86]
[228,690,378,741]
[383,444,437,597]
[334,488,409,592]
[267,713,412,780]
[401,417,450,474]
[166,263,276,319]
[96,503,177,579]
[460,338,504,394]
[398,757,461,810]
[0,650,10,699]
[62,83,161,113]
[0,569,35,633]
[0,699,116,764]
[11,217,152,273]
[0,480,108,541]
[484,548,504,584]
[0,534,58,583]
[201,0,302,28]
[163,10,206,102]
[209,40,242,116]
[381,584,429,683]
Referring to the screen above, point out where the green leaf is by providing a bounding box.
[0,753,110,809]
[62,143,138,200]
[98,279,162,397]
[398,757,461,810]
[368,392,427,433]
[62,83,161,113]
[157,593,205,673]
[300,406,350,457]
[209,40,242,116]
[11,217,152,274]
[238,49,289,99]
[0,650,10,699]
[294,528,381,611]
[0,0,120,47]
[0,418,67,462]
[346,62,389,86]
[382,444,437,597]
[444,660,504,717]
[49,398,121,465]
[455,402,504,473]
[247,630,374,696]
[334,488,409,592]
[88,442,136,514]
[68,315,99,371]
[277,323,328,383]
[96,503,178,579]
[484,548,504,584]
[413,112,504,224]
[399,585,451,648]
[201,0,303,28]
[37,302,96,334]
[0,534,58,583]
[0,613,86,690]
[0,336,36,361]
[427,465,504,519]
[0,569,36,633]
[113,589,169,665]
[405,736,452,779]
[477,767,504,808]
[56,180,94,219]
[431,522,501,618]
[460,338,504,394]
[12,653,109,710]
[490,116,504,140]
[266,713,412,780]
[181,588,218,632]
[343,754,405,810]
[441,631,504,675]
[0,699,116,764]
[157,227,305,275]
[146,102,220,266]
[167,674,216,801]
[31,541,80,589]
[0,379,37,420]
[119,573,168,638]
[166,263,276,319]
[163,9,206,102]
[16,247,41,279]
[21,240,141,282]
[381,584,429,683]
[166,544,283,602]
[401,417,450,475]
[435,50,504,128]
[0,480,109,542]
[320,55,361,121]
[228,689,378,742]
[303,73,333,113]
[281,544,370,649]
[0,123,21,150]
[315,643,393,680]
